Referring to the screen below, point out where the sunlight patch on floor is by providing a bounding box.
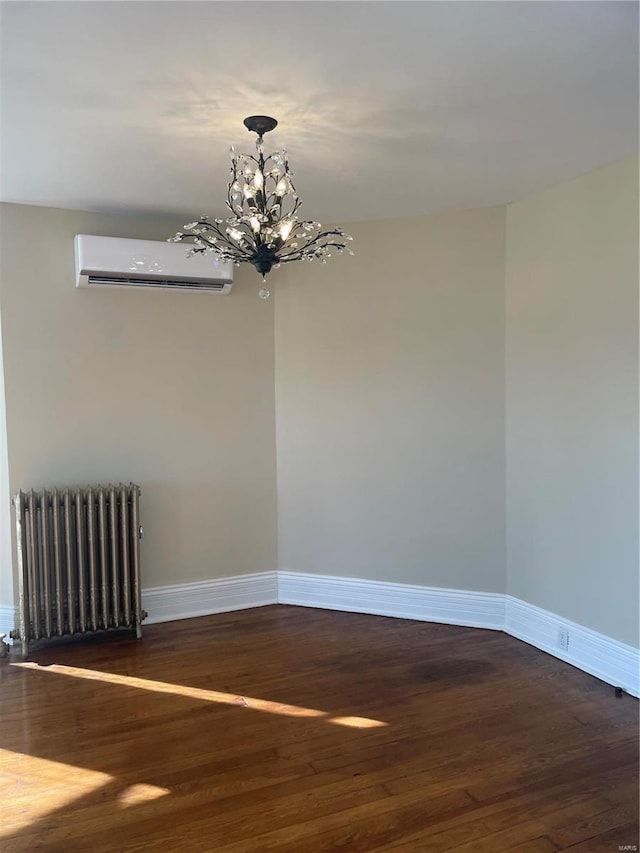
[0,749,112,837]
[117,782,170,808]
[13,662,387,727]
[329,716,387,728]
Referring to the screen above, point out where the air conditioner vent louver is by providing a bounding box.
[75,235,233,294]
[87,275,227,291]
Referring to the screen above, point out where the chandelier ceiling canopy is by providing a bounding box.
[169,116,353,299]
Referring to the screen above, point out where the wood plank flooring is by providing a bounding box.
[1,605,638,851]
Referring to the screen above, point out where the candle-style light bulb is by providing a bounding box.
[279,220,293,241]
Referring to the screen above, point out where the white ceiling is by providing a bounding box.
[1,1,637,224]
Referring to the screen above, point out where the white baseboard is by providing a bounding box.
[3,574,637,699]
[277,572,639,697]
[278,571,505,630]
[142,571,278,624]
[0,572,279,635]
[505,596,639,698]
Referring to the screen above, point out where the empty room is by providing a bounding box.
[1,1,638,850]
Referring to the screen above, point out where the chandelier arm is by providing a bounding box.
[277,239,309,257]
[188,225,256,260]
[221,240,256,259]
[227,161,240,199]
[279,230,345,254]
[198,222,228,237]
[271,196,301,231]
[278,243,345,263]
[278,239,347,261]
[226,192,242,218]
[277,235,307,255]
[264,183,283,206]
[182,220,224,238]
[288,175,301,202]
[253,150,267,248]
[205,236,253,259]
[235,154,260,167]
[278,252,320,264]
[193,223,249,254]
[278,200,296,221]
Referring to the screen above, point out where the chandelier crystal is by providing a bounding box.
[169,116,353,298]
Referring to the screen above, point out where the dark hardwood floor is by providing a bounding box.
[2,605,638,851]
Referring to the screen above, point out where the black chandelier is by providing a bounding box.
[169,116,353,298]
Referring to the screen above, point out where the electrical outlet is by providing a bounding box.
[558,627,569,650]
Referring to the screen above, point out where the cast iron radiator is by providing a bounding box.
[10,484,147,657]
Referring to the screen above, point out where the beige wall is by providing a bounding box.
[505,157,639,647]
[275,208,506,592]
[2,159,636,650]
[0,310,11,607]
[0,203,277,605]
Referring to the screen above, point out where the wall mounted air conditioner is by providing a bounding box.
[74,235,233,294]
